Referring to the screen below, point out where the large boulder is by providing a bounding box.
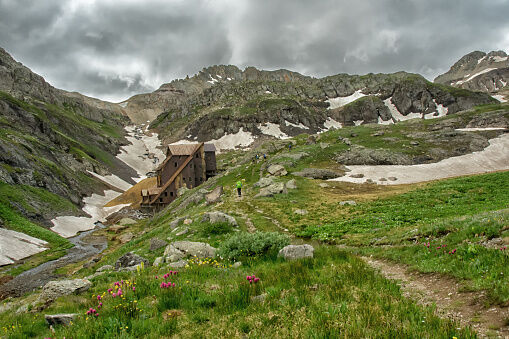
[170,241,217,258]
[278,244,314,260]
[202,211,238,227]
[254,176,274,188]
[45,313,77,326]
[114,252,149,270]
[255,182,287,198]
[267,164,287,176]
[117,232,134,244]
[336,145,413,165]
[150,238,168,252]
[39,279,92,303]
[293,168,342,179]
[205,186,223,204]
[285,179,297,189]
[164,244,186,262]
[169,217,184,229]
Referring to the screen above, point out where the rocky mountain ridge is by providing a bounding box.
[434,50,509,95]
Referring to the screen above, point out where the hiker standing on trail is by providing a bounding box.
[263,153,267,160]
[288,143,292,151]
[236,180,243,197]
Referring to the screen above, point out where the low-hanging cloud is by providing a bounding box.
[0,0,508,102]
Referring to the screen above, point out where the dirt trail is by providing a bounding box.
[363,257,509,338]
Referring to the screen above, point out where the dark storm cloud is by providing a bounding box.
[0,0,508,101]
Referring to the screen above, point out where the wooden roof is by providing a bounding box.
[168,144,201,156]
[204,143,216,152]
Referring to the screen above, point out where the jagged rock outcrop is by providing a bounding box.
[147,67,494,145]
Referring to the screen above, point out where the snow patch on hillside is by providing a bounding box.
[51,191,129,238]
[491,56,508,63]
[323,117,342,130]
[456,127,506,132]
[285,120,309,129]
[258,122,289,139]
[0,229,49,266]
[210,128,255,151]
[454,68,497,85]
[492,95,507,103]
[330,134,509,185]
[424,100,448,119]
[87,171,132,191]
[378,116,394,125]
[384,97,422,121]
[326,90,366,109]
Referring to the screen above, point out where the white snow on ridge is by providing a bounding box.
[456,127,506,132]
[354,120,364,126]
[258,122,289,139]
[285,120,309,129]
[323,117,342,130]
[326,90,366,110]
[210,127,255,152]
[383,97,422,121]
[378,116,394,125]
[330,134,509,186]
[491,56,508,63]
[477,56,487,64]
[492,94,507,103]
[0,229,49,266]
[424,100,448,120]
[455,68,497,85]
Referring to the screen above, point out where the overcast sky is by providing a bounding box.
[1,0,508,102]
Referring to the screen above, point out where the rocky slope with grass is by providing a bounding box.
[141,65,495,147]
[0,47,135,225]
[434,50,509,102]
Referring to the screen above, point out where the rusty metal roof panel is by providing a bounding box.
[167,144,201,155]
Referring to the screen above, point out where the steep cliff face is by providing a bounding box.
[0,48,135,224]
[434,50,509,96]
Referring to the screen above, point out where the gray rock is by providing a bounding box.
[117,232,134,244]
[170,241,217,258]
[255,182,287,197]
[320,142,330,149]
[319,183,330,188]
[232,261,242,268]
[294,209,308,215]
[119,218,136,226]
[371,131,385,137]
[45,313,77,326]
[285,179,297,189]
[96,265,114,272]
[205,186,223,204]
[336,145,413,165]
[149,238,168,252]
[176,227,189,236]
[39,279,92,303]
[339,200,356,206]
[153,257,164,267]
[379,177,387,181]
[169,259,188,268]
[164,244,186,262]
[410,141,420,146]
[278,244,314,260]
[267,164,287,176]
[115,252,149,270]
[169,217,184,229]
[349,173,364,178]
[388,177,398,181]
[202,211,238,226]
[254,176,275,188]
[177,186,189,196]
[293,168,341,180]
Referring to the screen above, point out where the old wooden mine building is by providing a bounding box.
[141,143,216,209]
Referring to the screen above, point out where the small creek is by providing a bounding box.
[0,225,107,299]
[0,125,164,299]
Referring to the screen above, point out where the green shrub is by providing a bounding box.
[217,231,290,260]
[200,221,232,235]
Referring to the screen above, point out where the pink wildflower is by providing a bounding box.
[99,302,103,308]
[246,275,252,281]
[97,295,101,300]
[108,288,112,293]
[254,278,260,283]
